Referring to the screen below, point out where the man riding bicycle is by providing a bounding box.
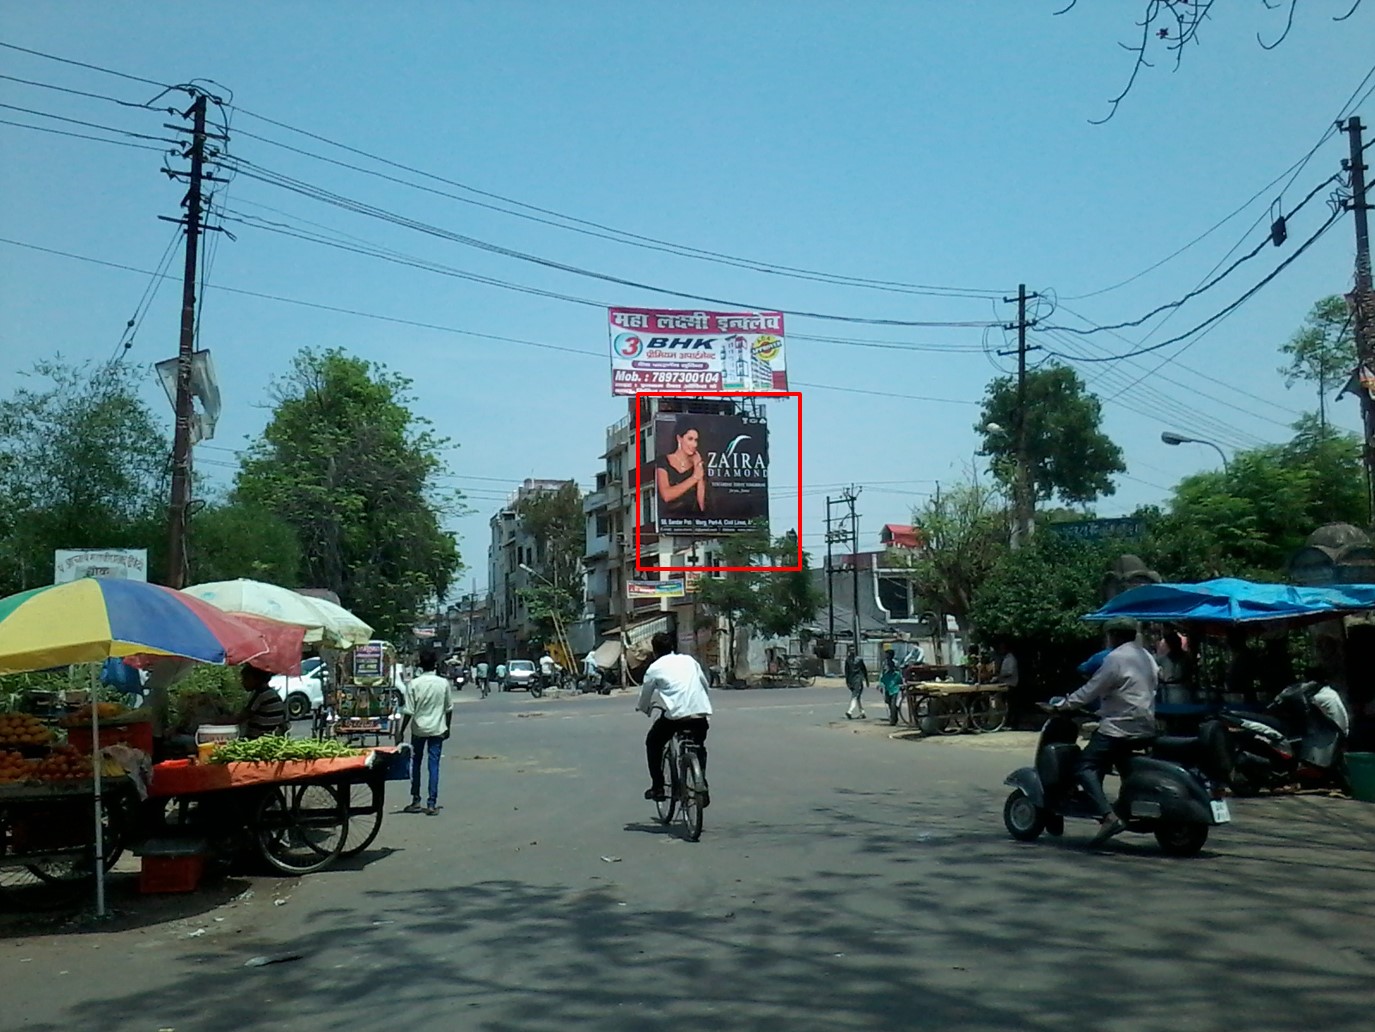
[636,631,712,805]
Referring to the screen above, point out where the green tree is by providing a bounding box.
[515,481,584,648]
[900,481,1009,635]
[976,365,1125,506]
[695,527,822,681]
[234,349,461,641]
[1142,418,1365,581]
[968,533,1113,650]
[188,500,302,586]
[1278,296,1357,428]
[0,358,167,593]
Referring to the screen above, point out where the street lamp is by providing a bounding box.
[1160,431,1230,473]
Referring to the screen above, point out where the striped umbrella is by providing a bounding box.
[0,577,268,675]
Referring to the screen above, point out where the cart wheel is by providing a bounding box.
[254,784,346,875]
[938,697,969,735]
[913,695,945,735]
[967,692,1008,733]
[340,782,384,858]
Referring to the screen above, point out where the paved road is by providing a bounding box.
[6,686,1374,1031]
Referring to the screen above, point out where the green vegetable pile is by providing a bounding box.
[209,736,361,764]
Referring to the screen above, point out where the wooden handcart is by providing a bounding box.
[0,777,138,910]
[147,748,411,877]
[901,680,1010,735]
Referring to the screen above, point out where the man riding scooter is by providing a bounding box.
[1051,618,1158,845]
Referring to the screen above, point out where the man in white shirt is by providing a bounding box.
[636,632,713,804]
[538,651,560,690]
[400,651,452,816]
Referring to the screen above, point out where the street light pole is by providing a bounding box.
[1161,431,1230,474]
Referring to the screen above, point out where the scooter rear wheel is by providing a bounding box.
[1003,789,1046,842]
[1154,822,1208,857]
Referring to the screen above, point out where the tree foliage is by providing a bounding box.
[188,500,302,587]
[1141,417,1365,581]
[0,359,167,593]
[695,528,823,679]
[902,481,1009,635]
[515,482,584,644]
[968,533,1112,650]
[1277,295,1357,426]
[234,349,460,641]
[977,365,1125,507]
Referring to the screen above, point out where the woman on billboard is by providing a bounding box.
[655,416,707,517]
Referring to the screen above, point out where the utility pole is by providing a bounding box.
[847,487,862,651]
[1340,116,1374,522]
[161,93,224,587]
[999,284,1040,550]
[824,495,839,644]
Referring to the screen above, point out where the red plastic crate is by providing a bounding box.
[139,853,205,894]
[67,721,153,755]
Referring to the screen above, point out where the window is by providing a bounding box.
[596,513,609,537]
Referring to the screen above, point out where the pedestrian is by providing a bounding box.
[880,649,904,725]
[476,659,488,689]
[844,646,869,720]
[495,661,507,690]
[400,650,452,816]
[997,641,1020,690]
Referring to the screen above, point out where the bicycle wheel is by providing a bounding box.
[913,694,945,735]
[255,784,346,875]
[678,747,705,842]
[339,781,384,858]
[968,691,1008,733]
[654,742,677,824]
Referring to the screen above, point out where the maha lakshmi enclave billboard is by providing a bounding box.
[608,307,788,396]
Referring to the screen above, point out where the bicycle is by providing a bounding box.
[651,716,708,842]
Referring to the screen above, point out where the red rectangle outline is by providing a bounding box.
[634,390,802,573]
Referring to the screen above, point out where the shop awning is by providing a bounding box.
[591,639,622,670]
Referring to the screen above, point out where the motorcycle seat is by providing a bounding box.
[1152,722,1233,781]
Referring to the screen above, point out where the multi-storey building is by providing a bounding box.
[583,396,754,673]
[485,478,576,663]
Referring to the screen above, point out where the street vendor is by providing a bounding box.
[239,663,286,738]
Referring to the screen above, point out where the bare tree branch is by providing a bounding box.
[1052,0,1077,15]
[1335,0,1363,21]
[1258,0,1299,49]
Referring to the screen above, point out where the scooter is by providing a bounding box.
[1220,681,1349,795]
[1002,703,1234,857]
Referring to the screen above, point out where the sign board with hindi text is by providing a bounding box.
[53,549,148,584]
[608,307,787,396]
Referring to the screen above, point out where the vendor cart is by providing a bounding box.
[147,747,411,876]
[0,776,138,909]
[901,680,1009,735]
[315,640,405,747]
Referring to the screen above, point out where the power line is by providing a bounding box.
[0,40,170,90]
[0,71,177,111]
[227,108,1007,301]
[109,226,183,364]
[222,156,1002,328]
[0,116,169,151]
[0,235,979,407]
[1062,61,1375,301]
[1047,209,1346,364]
[1046,172,1341,336]
[0,100,180,144]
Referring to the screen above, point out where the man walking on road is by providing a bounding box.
[845,646,869,720]
[401,650,452,816]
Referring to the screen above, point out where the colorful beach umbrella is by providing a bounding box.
[0,577,269,675]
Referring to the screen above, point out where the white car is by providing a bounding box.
[272,657,325,721]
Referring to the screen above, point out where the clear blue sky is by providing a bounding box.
[2,2,1371,593]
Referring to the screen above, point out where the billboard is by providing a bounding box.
[627,580,687,599]
[608,308,787,396]
[54,548,148,584]
[646,410,769,535]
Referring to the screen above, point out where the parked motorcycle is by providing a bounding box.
[1220,681,1350,795]
[1003,703,1234,856]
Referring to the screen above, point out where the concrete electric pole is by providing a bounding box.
[999,284,1040,550]
[1340,116,1374,523]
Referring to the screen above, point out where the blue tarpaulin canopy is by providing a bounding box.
[1083,577,1375,625]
